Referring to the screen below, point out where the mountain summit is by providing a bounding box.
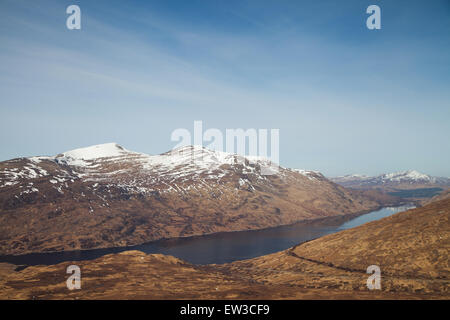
[56,143,132,163]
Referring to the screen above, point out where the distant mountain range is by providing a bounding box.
[0,143,397,255]
[330,170,450,189]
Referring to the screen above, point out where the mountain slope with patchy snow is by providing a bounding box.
[0,143,395,255]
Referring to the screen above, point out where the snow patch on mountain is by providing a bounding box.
[55,143,135,166]
[0,163,50,188]
[291,169,324,181]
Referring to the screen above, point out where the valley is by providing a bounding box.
[0,196,447,300]
[0,143,402,256]
[0,205,413,266]
[0,143,447,300]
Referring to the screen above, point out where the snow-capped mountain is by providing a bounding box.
[0,143,390,255]
[331,170,450,188]
[8,143,280,195]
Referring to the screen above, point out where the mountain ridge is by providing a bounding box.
[331,170,450,189]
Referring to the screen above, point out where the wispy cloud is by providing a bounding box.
[0,0,449,176]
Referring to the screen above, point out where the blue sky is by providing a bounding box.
[0,0,449,176]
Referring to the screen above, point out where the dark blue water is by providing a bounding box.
[0,205,414,267]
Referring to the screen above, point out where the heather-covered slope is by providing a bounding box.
[229,197,449,296]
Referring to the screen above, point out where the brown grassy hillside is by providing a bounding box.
[0,197,447,299]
